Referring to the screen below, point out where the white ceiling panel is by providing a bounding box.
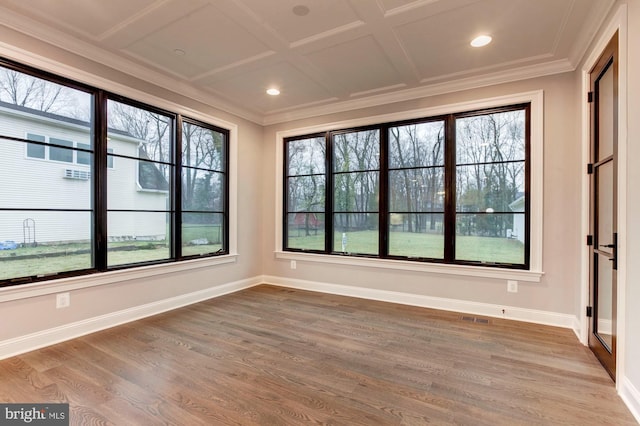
[201,62,335,114]
[394,0,572,79]
[303,35,403,96]
[0,0,158,39]
[124,3,272,79]
[237,0,362,44]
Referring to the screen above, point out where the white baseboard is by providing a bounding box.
[0,276,262,360]
[620,377,640,423]
[262,275,578,330]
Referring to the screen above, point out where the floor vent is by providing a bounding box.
[461,316,489,324]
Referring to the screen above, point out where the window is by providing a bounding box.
[284,104,530,269]
[181,119,228,257]
[0,59,230,286]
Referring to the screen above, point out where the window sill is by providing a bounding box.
[0,254,238,303]
[275,251,543,282]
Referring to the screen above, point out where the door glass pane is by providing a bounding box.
[597,161,613,253]
[596,254,613,352]
[597,64,614,161]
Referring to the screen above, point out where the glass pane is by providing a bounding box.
[389,213,444,258]
[26,133,45,158]
[389,168,444,212]
[456,110,526,165]
[388,121,445,168]
[0,211,92,280]
[333,130,380,172]
[107,157,170,210]
[287,137,325,176]
[0,65,92,121]
[182,168,224,211]
[596,253,613,351]
[597,63,614,161]
[456,162,524,212]
[456,213,525,264]
[107,99,172,163]
[49,138,73,163]
[107,211,170,266]
[286,213,325,250]
[334,171,379,212]
[333,213,378,255]
[182,213,224,256]
[77,143,91,165]
[287,175,325,212]
[0,138,92,209]
[182,122,225,171]
[597,161,613,253]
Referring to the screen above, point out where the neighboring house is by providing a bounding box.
[0,101,167,245]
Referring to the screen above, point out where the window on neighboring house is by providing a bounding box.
[283,104,530,269]
[181,119,228,257]
[26,133,45,158]
[49,137,73,163]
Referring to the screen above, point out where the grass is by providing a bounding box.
[0,223,224,280]
[288,230,524,264]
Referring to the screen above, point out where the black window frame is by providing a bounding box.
[283,103,531,270]
[0,57,230,287]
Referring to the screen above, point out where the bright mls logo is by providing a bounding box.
[0,404,68,425]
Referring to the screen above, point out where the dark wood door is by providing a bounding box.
[588,32,618,380]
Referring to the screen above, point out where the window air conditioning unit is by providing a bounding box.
[63,169,91,180]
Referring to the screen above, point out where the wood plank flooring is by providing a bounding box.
[0,285,636,425]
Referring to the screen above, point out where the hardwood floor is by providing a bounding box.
[0,285,635,425]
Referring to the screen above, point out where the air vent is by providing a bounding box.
[461,316,489,324]
[63,169,91,180]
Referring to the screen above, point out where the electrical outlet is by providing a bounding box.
[56,292,70,309]
[507,280,518,293]
[290,260,297,270]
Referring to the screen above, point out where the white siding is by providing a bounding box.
[0,106,167,244]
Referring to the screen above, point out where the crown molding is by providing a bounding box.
[263,58,573,125]
[0,7,264,125]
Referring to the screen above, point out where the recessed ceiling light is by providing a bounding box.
[173,48,186,56]
[470,35,492,47]
[266,88,280,96]
[292,5,310,16]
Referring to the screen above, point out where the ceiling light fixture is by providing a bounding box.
[470,35,492,47]
[292,5,310,16]
[266,88,280,96]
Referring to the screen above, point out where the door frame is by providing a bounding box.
[580,5,628,387]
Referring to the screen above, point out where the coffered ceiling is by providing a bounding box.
[0,0,614,124]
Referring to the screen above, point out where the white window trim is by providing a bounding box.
[275,90,544,282]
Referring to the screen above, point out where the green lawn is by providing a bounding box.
[288,230,524,264]
[0,228,223,280]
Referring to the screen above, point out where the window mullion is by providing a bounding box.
[94,90,108,271]
[379,125,389,258]
[325,131,333,254]
[175,115,183,259]
[444,114,456,262]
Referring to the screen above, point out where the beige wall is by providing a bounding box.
[262,72,582,316]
